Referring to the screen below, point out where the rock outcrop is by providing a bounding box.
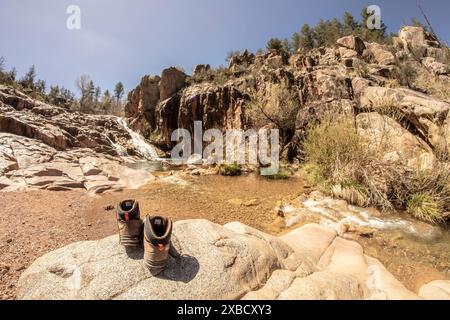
[126,79,250,149]
[0,133,154,193]
[124,68,187,140]
[17,220,449,300]
[357,85,450,155]
[0,86,157,193]
[0,86,133,155]
[337,36,366,55]
[398,26,443,60]
[356,113,435,170]
[124,26,449,162]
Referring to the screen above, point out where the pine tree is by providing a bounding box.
[9,68,16,82]
[291,32,301,52]
[299,24,315,50]
[35,79,46,94]
[314,19,343,47]
[411,17,428,32]
[0,56,5,74]
[343,12,359,35]
[114,82,124,103]
[20,65,37,90]
[226,50,241,62]
[60,87,76,109]
[281,38,291,53]
[48,85,61,106]
[101,89,113,114]
[358,7,387,42]
[94,86,101,103]
[266,38,283,51]
[255,48,265,56]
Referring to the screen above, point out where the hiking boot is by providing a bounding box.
[143,215,173,275]
[116,199,143,247]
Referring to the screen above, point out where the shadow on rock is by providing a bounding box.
[125,246,144,260]
[158,240,199,283]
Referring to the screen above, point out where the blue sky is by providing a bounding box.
[0,0,448,95]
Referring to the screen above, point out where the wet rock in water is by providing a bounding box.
[407,221,443,242]
[279,191,443,243]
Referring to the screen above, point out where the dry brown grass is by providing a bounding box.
[414,69,450,102]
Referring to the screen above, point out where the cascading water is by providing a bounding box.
[115,117,159,160]
[280,192,444,242]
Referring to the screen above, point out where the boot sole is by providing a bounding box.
[119,235,142,247]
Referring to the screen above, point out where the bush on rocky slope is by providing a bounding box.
[302,112,450,223]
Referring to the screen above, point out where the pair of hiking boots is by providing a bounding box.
[116,199,173,275]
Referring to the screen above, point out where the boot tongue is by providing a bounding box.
[157,244,165,251]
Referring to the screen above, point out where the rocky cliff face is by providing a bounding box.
[125,26,450,162]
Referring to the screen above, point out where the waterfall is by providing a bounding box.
[115,117,159,160]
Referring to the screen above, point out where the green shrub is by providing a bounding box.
[219,163,242,176]
[302,163,326,186]
[391,165,450,223]
[303,117,364,180]
[406,193,445,224]
[264,168,291,180]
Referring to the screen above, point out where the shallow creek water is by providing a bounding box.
[123,162,450,292]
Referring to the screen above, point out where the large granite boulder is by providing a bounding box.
[365,42,395,65]
[358,86,450,150]
[356,113,435,170]
[422,57,450,75]
[399,26,441,59]
[244,224,421,300]
[17,219,296,300]
[337,36,366,55]
[419,280,450,300]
